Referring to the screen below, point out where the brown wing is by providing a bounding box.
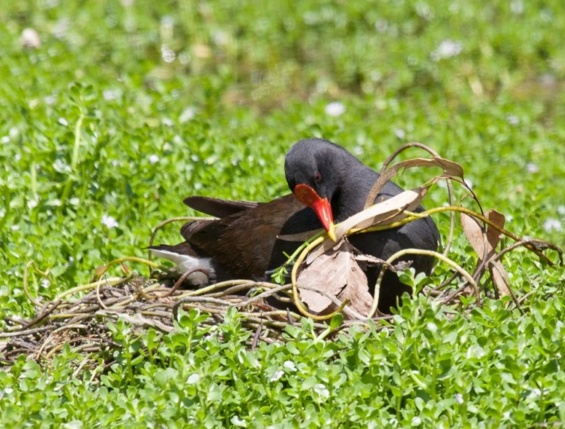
[187,194,305,280]
[180,196,260,243]
[184,196,258,218]
[180,218,216,241]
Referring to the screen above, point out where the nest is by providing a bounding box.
[0,275,374,368]
[1,143,562,369]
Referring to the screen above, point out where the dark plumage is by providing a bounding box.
[151,138,440,313]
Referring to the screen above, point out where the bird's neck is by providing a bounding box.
[331,162,380,222]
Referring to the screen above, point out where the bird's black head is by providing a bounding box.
[284,138,353,240]
[284,138,343,201]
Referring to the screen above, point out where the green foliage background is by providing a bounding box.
[1,0,564,427]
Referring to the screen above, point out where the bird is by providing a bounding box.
[150,138,440,313]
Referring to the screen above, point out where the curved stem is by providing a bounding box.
[367,249,479,319]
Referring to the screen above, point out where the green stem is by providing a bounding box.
[30,162,38,198]
[60,107,85,210]
[70,108,85,170]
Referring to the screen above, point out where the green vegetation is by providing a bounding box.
[1,0,564,427]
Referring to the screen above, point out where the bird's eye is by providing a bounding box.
[314,171,322,183]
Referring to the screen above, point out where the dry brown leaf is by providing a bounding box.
[298,246,353,313]
[484,210,510,297]
[297,242,373,318]
[431,157,465,177]
[461,214,486,255]
[460,211,510,296]
[489,260,511,297]
[337,188,426,237]
[364,157,464,209]
[337,264,373,318]
[460,210,505,256]
[485,210,505,247]
[305,238,341,265]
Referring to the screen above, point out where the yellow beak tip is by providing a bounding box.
[327,225,337,242]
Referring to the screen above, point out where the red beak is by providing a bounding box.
[293,184,337,241]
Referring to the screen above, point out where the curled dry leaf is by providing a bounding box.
[337,188,426,238]
[297,242,373,318]
[364,156,464,209]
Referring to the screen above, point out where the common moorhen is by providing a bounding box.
[151,138,440,313]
